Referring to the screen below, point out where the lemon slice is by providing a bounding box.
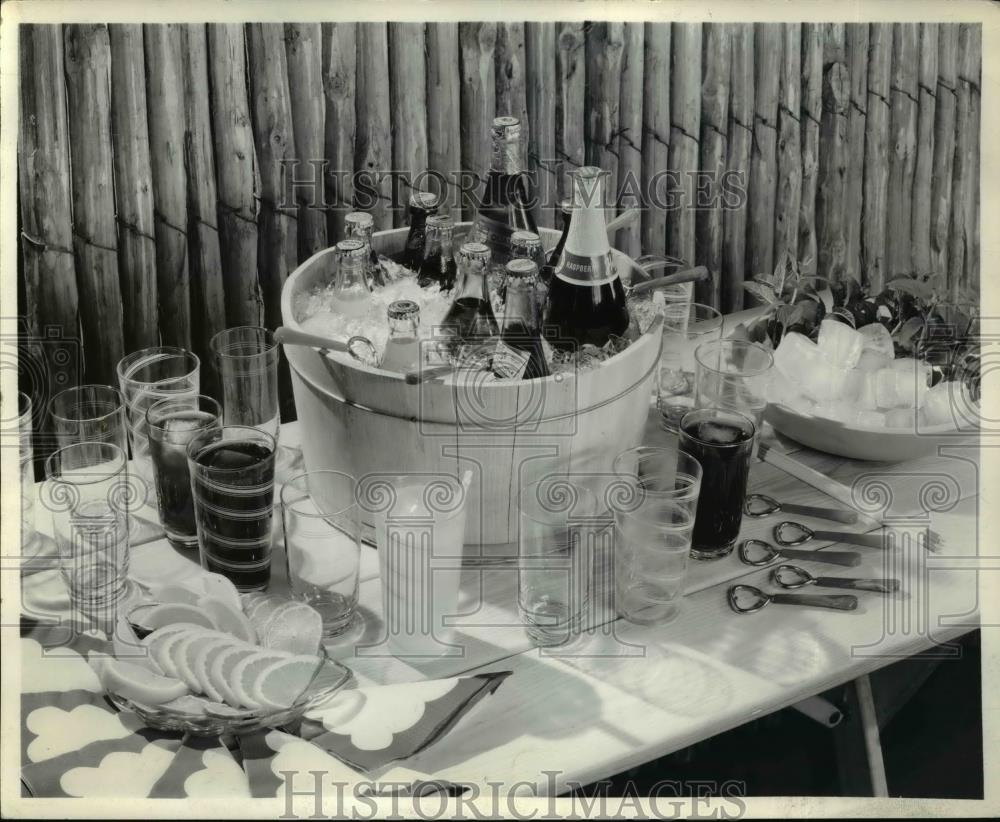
[243,594,288,634]
[186,634,239,701]
[252,655,325,711]
[99,658,190,706]
[133,602,215,632]
[198,595,257,644]
[209,645,261,709]
[230,650,293,711]
[143,624,201,679]
[170,628,223,691]
[261,601,323,656]
[199,572,243,613]
[147,582,202,606]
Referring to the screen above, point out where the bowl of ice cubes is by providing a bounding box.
[763,319,979,461]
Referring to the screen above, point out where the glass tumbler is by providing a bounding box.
[210,327,280,438]
[657,302,724,430]
[694,339,774,430]
[281,471,361,638]
[18,391,37,552]
[48,384,128,451]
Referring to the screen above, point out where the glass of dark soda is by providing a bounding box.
[678,408,756,560]
[147,394,222,550]
[187,425,277,591]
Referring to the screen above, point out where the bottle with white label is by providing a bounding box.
[380,300,421,373]
[542,167,629,352]
[493,259,550,381]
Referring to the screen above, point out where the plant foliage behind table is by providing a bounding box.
[733,253,980,402]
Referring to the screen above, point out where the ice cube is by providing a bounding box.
[922,381,958,426]
[874,368,899,408]
[773,332,820,383]
[842,369,865,403]
[857,371,880,410]
[696,421,743,444]
[856,410,886,428]
[786,394,817,416]
[817,319,863,369]
[858,323,895,359]
[162,416,206,434]
[804,357,851,404]
[856,349,894,372]
[812,401,857,424]
[884,407,916,429]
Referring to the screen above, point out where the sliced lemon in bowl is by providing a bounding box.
[229,650,294,711]
[251,654,327,711]
[99,658,190,706]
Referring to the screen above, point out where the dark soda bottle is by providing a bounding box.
[493,259,550,380]
[344,210,386,288]
[469,116,538,266]
[441,242,498,349]
[543,167,629,352]
[541,198,573,286]
[396,190,438,271]
[418,215,458,291]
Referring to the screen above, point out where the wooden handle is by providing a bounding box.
[274,326,350,352]
[628,266,709,296]
[813,577,901,594]
[812,530,887,550]
[404,364,454,385]
[606,207,641,235]
[770,592,859,611]
[781,502,859,525]
[780,547,862,567]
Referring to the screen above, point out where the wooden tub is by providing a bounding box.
[280,225,663,546]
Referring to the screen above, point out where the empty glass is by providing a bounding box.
[517,476,603,647]
[187,426,277,592]
[146,395,222,550]
[117,347,200,484]
[281,471,361,638]
[18,392,37,552]
[43,442,138,622]
[657,302,724,430]
[694,339,774,429]
[48,384,128,451]
[210,327,280,437]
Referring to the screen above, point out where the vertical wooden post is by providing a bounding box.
[617,23,644,259]
[389,23,429,226]
[322,23,357,241]
[144,24,191,349]
[585,22,625,231]
[697,23,730,308]
[641,22,670,258]
[355,24,393,230]
[950,24,980,299]
[722,23,753,312]
[798,24,822,277]
[862,24,892,292]
[109,24,158,352]
[930,25,958,279]
[496,23,529,127]
[964,29,980,295]
[816,24,848,284]
[910,24,938,275]
[459,23,497,220]
[18,24,80,392]
[207,23,261,328]
[667,23,702,269]
[555,22,585,207]
[64,24,124,383]
[285,23,329,254]
[773,24,801,275]
[183,24,228,400]
[246,23,298,328]
[526,23,557,228]
[746,23,780,284]
[886,23,919,280]
[844,24,869,281]
[426,24,461,220]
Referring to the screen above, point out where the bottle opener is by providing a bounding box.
[738,538,862,568]
[770,564,900,594]
[727,584,859,615]
[744,493,859,525]
[773,521,887,550]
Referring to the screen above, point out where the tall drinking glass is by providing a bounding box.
[611,446,702,624]
[187,426,277,592]
[147,395,222,550]
[117,347,200,484]
[657,303,724,430]
[48,384,128,451]
[678,408,756,560]
[43,442,138,621]
[518,476,601,647]
[18,392,37,551]
[694,339,774,429]
[281,471,361,638]
[210,327,280,437]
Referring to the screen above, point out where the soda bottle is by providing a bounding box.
[441,242,499,349]
[380,300,422,373]
[543,167,629,352]
[396,190,438,271]
[542,198,573,285]
[504,230,545,305]
[330,239,372,318]
[418,215,458,291]
[493,259,550,380]
[470,116,538,265]
[344,211,386,288]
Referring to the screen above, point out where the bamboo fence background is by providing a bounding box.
[17,21,981,421]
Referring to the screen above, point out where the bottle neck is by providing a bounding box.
[491,136,524,175]
[555,176,615,286]
[348,223,373,245]
[501,278,540,333]
[388,314,418,339]
[335,257,369,291]
[453,260,489,301]
[424,229,454,261]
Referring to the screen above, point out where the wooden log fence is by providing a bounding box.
[16,21,981,406]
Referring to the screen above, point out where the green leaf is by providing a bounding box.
[743,281,778,305]
[885,277,935,301]
[895,315,925,346]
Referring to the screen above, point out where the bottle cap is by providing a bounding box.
[458,242,492,266]
[345,211,374,229]
[505,258,539,279]
[335,239,367,259]
[425,215,455,232]
[511,230,541,249]
[409,190,439,211]
[387,299,420,320]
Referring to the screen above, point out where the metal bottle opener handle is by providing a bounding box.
[773,521,887,550]
[728,584,859,614]
[771,564,901,593]
[739,539,862,568]
[744,493,859,525]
